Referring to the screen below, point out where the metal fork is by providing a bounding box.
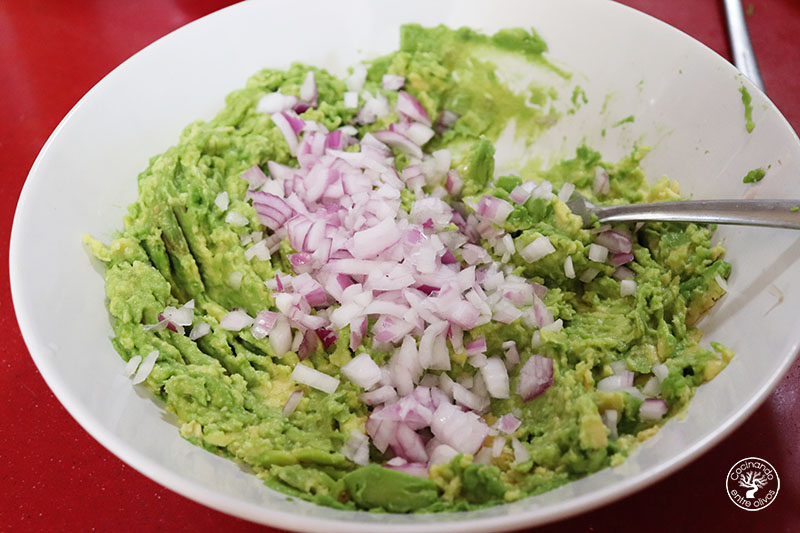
[723,0,765,92]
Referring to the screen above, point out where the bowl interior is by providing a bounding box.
[10,0,800,531]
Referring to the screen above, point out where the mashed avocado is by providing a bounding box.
[84,25,731,513]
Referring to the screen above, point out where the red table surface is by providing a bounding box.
[2,1,799,531]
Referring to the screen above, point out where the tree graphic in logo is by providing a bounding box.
[738,469,768,499]
[726,457,780,511]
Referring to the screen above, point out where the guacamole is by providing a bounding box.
[84,25,731,513]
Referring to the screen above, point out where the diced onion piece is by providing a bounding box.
[715,273,728,292]
[639,398,669,421]
[269,315,292,356]
[382,74,405,91]
[642,376,661,396]
[596,372,634,392]
[228,271,243,290]
[189,322,210,341]
[518,355,553,401]
[511,437,530,464]
[396,91,431,126]
[342,432,370,466]
[430,403,488,455]
[558,182,575,203]
[346,63,367,92]
[491,437,506,457]
[256,92,297,114]
[580,267,599,283]
[602,409,619,439]
[132,350,159,384]
[291,363,339,394]
[428,444,459,466]
[219,310,254,331]
[225,211,249,227]
[251,310,278,339]
[282,390,303,417]
[620,279,637,296]
[495,413,522,435]
[520,236,555,263]
[124,355,142,377]
[360,385,398,406]
[299,71,317,103]
[564,256,575,279]
[593,167,610,195]
[479,357,509,399]
[341,352,383,389]
[214,191,229,211]
[595,230,632,254]
[652,363,669,383]
[588,243,609,263]
[344,91,358,109]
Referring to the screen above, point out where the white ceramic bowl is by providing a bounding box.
[10,0,800,531]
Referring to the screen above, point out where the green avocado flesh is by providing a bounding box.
[84,24,732,513]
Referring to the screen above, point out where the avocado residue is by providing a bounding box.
[739,85,755,133]
[742,167,766,183]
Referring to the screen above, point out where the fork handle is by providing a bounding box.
[594,199,800,229]
[723,0,765,91]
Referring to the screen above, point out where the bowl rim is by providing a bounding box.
[9,0,800,531]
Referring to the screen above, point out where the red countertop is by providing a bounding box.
[2,1,798,531]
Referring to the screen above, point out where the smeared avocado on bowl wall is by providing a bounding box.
[84,24,732,512]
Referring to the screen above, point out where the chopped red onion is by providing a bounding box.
[131,350,159,385]
[372,130,423,159]
[558,182,575,203]
[511,437,530,464]
[269,315,292,356]
[290,363,339,394]
[593,168,610,195]
[395,91,431,126]
[595,230,632,254]
[225,211,249,227]
[579,267,599,283]
[518,355,553,401]
[477,196,514,224]
[282,390,303,417]
[215,191,229,211]
[610,252,634,267]
[652,363,669,382]
[299,71,317,106]
[480,357,509,399]
[428,444,459,466]
[596,372,634,392]
[188,322,210,341]
[123,355,142,377]
[620,279,637,296]
[219,310,254,331]
[342,432,370,465]
[564,256,576,279]
[588,243,609,263]
[465,337,487,356]
[495,414,522,435]
[520,236,555,262]
[257,92,298,114]
[382,74,405,91]
[602,409,619,439]
[270,112,299,155]
[430,403,488,455]
[342,352,383,389]
[639,398,668,421]
[612,266,635,280]
[360,385,398,406]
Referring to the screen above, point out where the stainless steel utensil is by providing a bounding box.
[723,0,765,91]
[567,194,800,229]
